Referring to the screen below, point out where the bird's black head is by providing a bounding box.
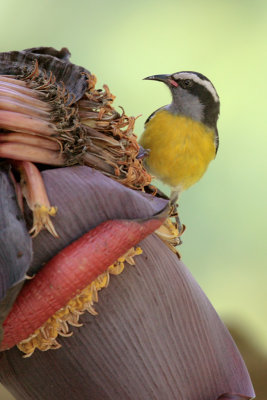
[144,71,220,128]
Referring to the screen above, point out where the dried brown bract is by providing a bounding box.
[0,47,153,236]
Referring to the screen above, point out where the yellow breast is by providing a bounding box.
[139,110,216,191]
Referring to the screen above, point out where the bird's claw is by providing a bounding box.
[136,145,150,160]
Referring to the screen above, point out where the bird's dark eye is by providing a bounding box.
[180,79,193,88]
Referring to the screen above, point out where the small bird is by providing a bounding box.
[139,71,220,210]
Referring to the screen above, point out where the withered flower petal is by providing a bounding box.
[23,47,71,62]
[0,47,89,104]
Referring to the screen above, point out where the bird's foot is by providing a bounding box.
[136,145,150,160]
[168,200,185,243]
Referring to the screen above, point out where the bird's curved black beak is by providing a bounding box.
[144,74,170,82]
[143,74,178,87]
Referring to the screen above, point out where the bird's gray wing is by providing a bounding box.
[145,106,166,125]
[214,127,219,154]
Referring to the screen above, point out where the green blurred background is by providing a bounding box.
[0,0,266,398]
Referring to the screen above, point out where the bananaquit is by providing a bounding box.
[139,71,220,206]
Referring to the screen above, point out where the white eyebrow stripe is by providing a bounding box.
[173,72,219,102]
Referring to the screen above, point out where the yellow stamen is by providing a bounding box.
[29,204,58,238]
[155,219,182,257]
